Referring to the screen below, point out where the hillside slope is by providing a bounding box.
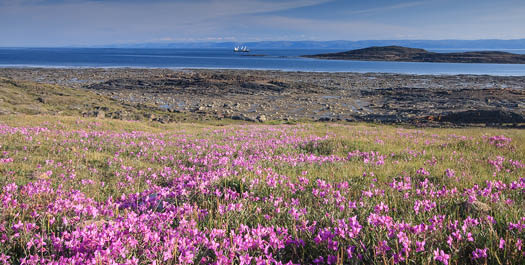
[0,78,190,122]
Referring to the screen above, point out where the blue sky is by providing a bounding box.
[1,0,524,46]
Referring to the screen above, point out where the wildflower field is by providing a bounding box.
[0,115,524,265]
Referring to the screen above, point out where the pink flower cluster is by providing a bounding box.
[0,122,523,264]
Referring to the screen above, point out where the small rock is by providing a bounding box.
[143,113,155,120]
[471,201,491,213]
[459,200,491,215]
[256,115,267,122]
[231,114,255,122]
[153,117,167,124]
[94,110,105,118]
[318,117,332,122]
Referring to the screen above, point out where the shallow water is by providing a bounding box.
[1,48,525,76]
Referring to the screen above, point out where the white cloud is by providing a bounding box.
[0,0,334,44]
[247,12,525,41]
[1,0,524,46]
[345,1,429,15]
[249,15,418,40]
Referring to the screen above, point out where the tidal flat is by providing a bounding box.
[0,67,524,126]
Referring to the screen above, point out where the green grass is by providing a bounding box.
[0,96,524,264]
[0,78,198,122]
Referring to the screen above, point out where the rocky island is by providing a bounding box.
[304,46,525,64]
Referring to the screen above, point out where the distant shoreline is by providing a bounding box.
[304,46,525,64]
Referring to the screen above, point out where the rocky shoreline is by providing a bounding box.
[0,67,524,126]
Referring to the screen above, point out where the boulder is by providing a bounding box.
[231,114,255,122]
[256,115,267,122]
[94,110,105,118]
[143,113,155,120]
[459,200,491,215]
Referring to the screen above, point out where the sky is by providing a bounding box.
[1,0,524,46]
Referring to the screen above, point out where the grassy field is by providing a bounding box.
[0,115,524,264]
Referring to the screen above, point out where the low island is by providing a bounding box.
[304,45,525,64]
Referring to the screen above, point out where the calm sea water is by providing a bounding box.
[1,48,525,76]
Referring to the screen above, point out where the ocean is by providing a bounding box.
[1,48,525,76]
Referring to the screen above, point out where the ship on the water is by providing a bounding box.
[234,46,250,52]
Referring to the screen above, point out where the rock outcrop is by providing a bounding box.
[305,46,525,64]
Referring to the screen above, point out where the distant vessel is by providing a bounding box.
[234,46,250,53]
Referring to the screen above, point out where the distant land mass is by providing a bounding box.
[95,39,525,50]
[303,46,525,64]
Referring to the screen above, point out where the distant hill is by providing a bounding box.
[98,39,525,50]
[303,46,525,64]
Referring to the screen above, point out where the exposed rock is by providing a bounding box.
[440,110,525,124]
[231,114,255,122]
[143,113,155,120]
[94,110,105,118]
[0,108,10,115]
[256,115,267,122]
[153,117,167,124]
[459,200,491,215]
[1,68,524,127]
[317,117,334,122]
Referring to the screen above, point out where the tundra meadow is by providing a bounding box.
[0,115,524,265]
